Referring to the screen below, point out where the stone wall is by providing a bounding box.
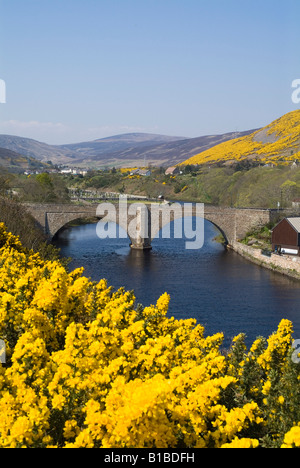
[234,208,278,241]
[231,241,300,280]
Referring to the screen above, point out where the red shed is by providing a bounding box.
[272,217,300,256]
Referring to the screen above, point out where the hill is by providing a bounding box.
[0,135,76,166]
[79,129,256,168]
[0,130,256,168]
[0,133,186,167]
[59,133,185,167]
[181,110,300,166]
[0,147,47,172]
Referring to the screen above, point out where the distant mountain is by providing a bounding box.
[0,130,257,169]
[0,135,76,165]
[182,110,300,166]
[59,133,186,166]
[0,133,185,167]
[91,130,256,168]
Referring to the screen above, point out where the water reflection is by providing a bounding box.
[54,220,300,347]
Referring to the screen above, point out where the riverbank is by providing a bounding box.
[230,241,300,280]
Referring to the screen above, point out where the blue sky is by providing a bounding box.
[0,0,300,144]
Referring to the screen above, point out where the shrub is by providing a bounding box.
[0,223,300,448]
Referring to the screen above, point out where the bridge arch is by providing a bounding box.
[203,218,228,245]
[50,215,99,239]
[149,204,230,246]
[24,202,151,250]
[46,210,138,247]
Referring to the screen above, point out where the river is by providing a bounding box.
[54,220,300,347]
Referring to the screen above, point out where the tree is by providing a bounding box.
[20,174,70,203]
[184,164,193,174]
[36,173,53,188]
[280,180,299,206]
[0,175,12,196]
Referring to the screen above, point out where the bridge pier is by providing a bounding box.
[130,242,152,250]
[129,205,152,250]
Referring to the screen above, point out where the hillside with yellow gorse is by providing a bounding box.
[181,110,300,166]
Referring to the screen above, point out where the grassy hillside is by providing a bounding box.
[176,165,300,208]
[0,147,46,172]
[70,164,300,209]
[181,110,300,166]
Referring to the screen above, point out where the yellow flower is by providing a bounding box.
[156,293,170,315]
[282,426,300,448]
[262,380,271,396]
[221,437,259,449]
[52,394,66,411]
[64,420,79,440]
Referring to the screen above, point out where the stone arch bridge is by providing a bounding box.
[24,202,278,250]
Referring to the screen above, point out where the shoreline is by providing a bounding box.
[229,241,300,281]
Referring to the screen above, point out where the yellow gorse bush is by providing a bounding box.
[0,222,300,448]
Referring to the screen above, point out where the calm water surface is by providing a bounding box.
[54,221,300,347]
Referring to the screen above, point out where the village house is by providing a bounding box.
[138,169,151,177]
[272,217,300,256]
[130,169,151,177]
[292,198,300,208]
[60,168,88,176]
[165,166,180,176]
